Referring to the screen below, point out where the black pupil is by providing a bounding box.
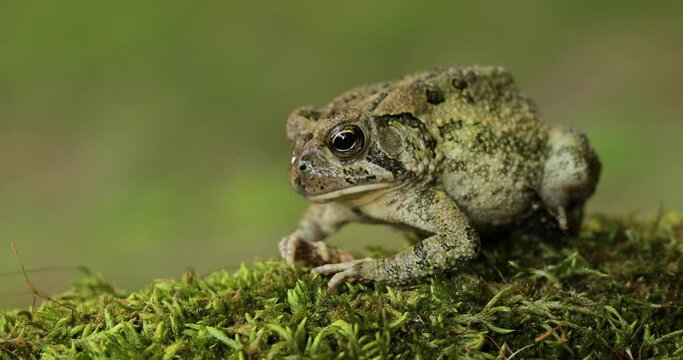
[333,131,357,151]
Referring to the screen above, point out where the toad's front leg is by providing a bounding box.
[280,202,358,266]
[313,188,480,290]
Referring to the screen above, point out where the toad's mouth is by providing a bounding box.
[306,183,394,202]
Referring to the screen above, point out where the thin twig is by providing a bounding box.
[11,242,76,313]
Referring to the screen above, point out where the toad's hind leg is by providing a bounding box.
[540,126,601,234]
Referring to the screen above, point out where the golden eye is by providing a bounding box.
[329,125,364,158]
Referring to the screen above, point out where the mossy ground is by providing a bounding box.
[1,214,682,359]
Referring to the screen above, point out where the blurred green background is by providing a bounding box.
[1,1,682,307]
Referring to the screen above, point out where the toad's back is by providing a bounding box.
[325,66,548,227]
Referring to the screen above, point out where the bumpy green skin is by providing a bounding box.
[282,66,601,289]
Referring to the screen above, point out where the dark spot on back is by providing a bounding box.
[452,77,474,103]
[451,78,467,91]
[426,88,444,105]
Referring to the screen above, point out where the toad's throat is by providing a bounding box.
[306,183,394,202]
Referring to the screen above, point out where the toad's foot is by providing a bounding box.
[311,258,374,291]
[279,234,354,266]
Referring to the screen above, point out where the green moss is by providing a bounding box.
[1,214,682,359]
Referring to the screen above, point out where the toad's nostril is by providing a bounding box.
[298,161,311,172]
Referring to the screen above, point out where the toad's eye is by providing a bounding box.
[329,125,365,158]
